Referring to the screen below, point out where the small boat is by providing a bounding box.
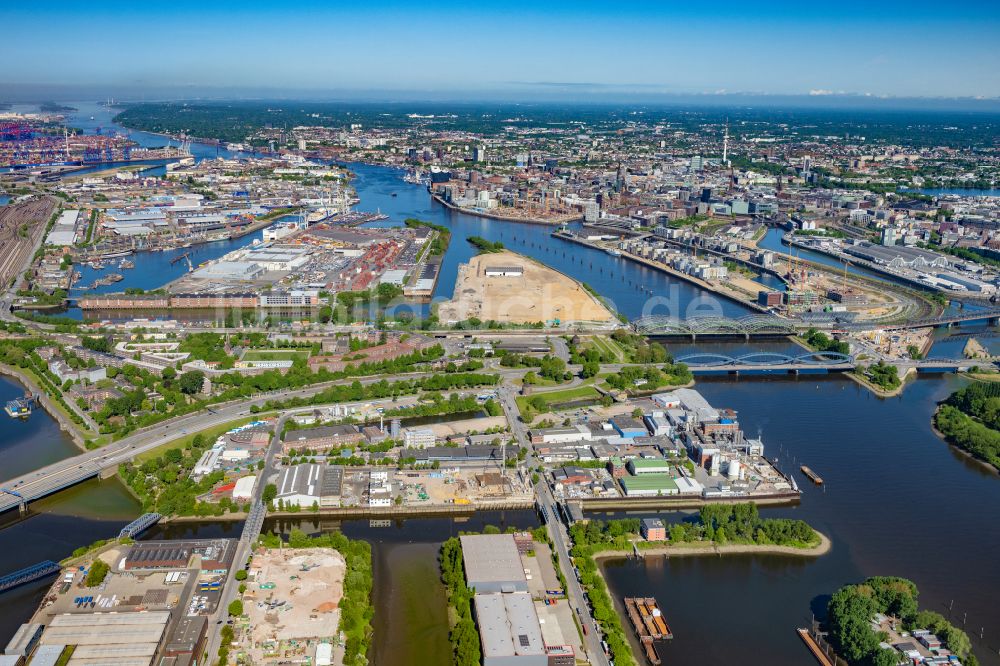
[606,248,621,257]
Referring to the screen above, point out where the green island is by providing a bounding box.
[568,507,824,664]
[465,235,505,253]
[934,381,1000,470]
[826,577,978,666]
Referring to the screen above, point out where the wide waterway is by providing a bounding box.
[6,135,1000,663]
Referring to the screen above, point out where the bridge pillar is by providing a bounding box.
[991,317,1000,327]
[18,502,27,516]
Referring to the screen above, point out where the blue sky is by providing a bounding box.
[6,0,1000,99]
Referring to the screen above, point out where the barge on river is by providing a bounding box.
[800,465,824,485]
[624,596,672,665]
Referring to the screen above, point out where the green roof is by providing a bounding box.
[620,474,678,492]
[629,459,671,469]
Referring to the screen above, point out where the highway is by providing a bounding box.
[0,367,529,514]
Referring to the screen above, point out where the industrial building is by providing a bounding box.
[37,611,171,666]
[461,534,573,666]
[274,463,343,508]
[402,427,436,449]
[460,534,529,594]
[619,474,680,497]
[474,593,547,666]
[123,539,236,573]
[844,242,950,269]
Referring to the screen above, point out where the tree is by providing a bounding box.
[262,483,278,504]
[178,370,205,395]
[227,599,243,617]
[86,559,110,586]
[234,569,247,581]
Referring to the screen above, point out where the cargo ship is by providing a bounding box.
[624,596,672,665]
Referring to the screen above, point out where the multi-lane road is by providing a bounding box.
[0,367,530,513]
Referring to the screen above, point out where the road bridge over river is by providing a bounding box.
[675,352,980,375]
[635,308,1000,338]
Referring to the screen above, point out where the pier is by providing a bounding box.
[797,628,835,666]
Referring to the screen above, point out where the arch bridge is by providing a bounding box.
[634,314,799,338]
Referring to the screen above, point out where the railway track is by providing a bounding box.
[0,196,57,289]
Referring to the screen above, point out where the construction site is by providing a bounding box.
[438,249,618,326]
[243,547,346,665]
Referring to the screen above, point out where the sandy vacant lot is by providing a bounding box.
[438,250,616,325]
[247,548,345,646]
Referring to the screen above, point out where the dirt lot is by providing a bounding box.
[428,415,507,438]
[246,548,345,654]
[438,250,616,325]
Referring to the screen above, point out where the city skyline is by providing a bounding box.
[5,0,1000,101]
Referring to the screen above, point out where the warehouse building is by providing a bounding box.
[37,610,171,665]
[844,242,950,269]
[124,539,236,573]
[282,424,365,453]
[620,474,680,497]
[626,458,672,475]
[3,622,42,658]
[460,534,528,594]
[474,592,547,666]
[484,266,524,277]
[274,463,343,508]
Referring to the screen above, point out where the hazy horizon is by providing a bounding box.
[6,0,999,103]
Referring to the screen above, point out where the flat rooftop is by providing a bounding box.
[460,534,525,591]
[474,592,546,658]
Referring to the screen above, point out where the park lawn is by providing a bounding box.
[133,413,274,463]
[516,385,601,413]
[242,349,311,361]
[587,335,624,362]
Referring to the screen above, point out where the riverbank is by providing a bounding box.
[845,366,912,398]
[593,530,831,561]
[158,499,536,523]
[431,192,579,226]
[554,230,772,313]
[580,491,800,511]
[0,364,91,450]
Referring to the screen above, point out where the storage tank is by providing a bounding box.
[727,460,741,480]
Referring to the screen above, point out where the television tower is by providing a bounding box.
[722,119,730,166]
